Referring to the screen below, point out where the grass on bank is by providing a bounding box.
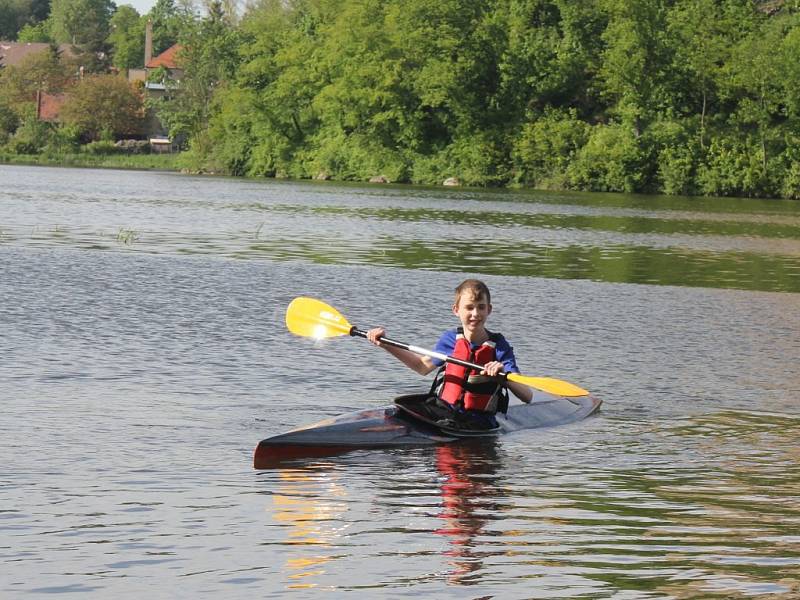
[0,151,185,171]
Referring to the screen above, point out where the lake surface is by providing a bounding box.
[1,164,799,598]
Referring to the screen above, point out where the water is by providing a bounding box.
[1,164,799,598]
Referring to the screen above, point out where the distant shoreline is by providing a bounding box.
[3,155,799,203]
[0,153,184,172]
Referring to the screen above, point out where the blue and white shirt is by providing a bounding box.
[431,328,521,373]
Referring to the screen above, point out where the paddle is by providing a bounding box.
[285,297,590,398]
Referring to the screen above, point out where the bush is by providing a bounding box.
[775,143,800,200]
[567,123,646,193]
[641,118,699,196]
[696,138,771,197]
[0,103,20,139]
[657,145,697,196]
[59,75,144,141]
[43,125,82,154]
[83,140,121,155]
[781,161,800,199]
[410,132,511,187]
[306,130,410,183]
[6,118,51,155]
[512,108,589,189]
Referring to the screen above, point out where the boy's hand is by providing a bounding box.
[366,327,386,346]
[481,361,504,377]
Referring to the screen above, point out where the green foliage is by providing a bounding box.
[0,0,33,40]
[6,113,51,154]
[567,123,646,193]
[155,1,241,144]
[49,0,114,71]
[643,118,697,195]
[49,0,112,45]
[512,108,590,188]
[17,20,53,42]
[147,0,192,56]
[83,139,119,154]
[0,99,20,142]
[780,157,800,200]
[59,74,144,140]
[146,66,169,84]
[0,48,71,118]
[43,123,81,154]
[696,137,770,197]
[108,5,144,70]
[3,0,800,198]
[599,0,673,132]
[306,130,409,183]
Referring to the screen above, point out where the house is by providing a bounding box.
[0,42,78,122]
[127,21,184,93]
[0,42,76,68]
[128,20,183,148]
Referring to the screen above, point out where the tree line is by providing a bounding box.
[2,0,800,199]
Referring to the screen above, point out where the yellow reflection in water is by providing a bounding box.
[271,468,346,590]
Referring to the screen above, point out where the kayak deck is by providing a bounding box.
[253,392,601,468]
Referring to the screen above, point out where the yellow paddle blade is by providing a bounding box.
[285,297,353,340]
[507,373,589,397]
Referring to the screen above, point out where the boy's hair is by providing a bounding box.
[454,279,491,305]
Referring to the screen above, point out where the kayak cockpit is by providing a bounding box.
[394,394,501,437]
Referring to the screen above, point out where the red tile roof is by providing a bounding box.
[146,44,183,69]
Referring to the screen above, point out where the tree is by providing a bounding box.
[0,0,32,40]
[59,74,144,139]
[0,96,20,142]
[17,20,53,42]
[724,12,785,173]
[598,0,673,135]
[155,1,241,143]
[108,5,145,70]
[49,0,114,71]
[667,0,757,148]
[148,0,194,56]
[0,47,71,116]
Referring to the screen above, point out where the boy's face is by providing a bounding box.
[452,292,492,335]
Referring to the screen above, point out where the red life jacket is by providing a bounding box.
[439,330,501,412]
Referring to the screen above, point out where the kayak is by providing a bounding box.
[253,391,602,469]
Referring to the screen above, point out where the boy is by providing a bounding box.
[366,279,533,426]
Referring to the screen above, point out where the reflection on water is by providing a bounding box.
[2,165,800,292]
[271,469,346,590]
[433,442,503,585]
[254,410,800,597]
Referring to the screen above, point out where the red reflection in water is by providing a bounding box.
[433,442,500,584]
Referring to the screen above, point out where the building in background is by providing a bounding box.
[0,41,76,68]
[128,20,183,151]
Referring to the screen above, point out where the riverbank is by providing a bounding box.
[3,153,799,203]
[0,152,185,172]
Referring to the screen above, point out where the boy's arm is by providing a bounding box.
[487,335,534,403]
[366,328,437,375]
[507,380,533,403]
[481,361,534,403]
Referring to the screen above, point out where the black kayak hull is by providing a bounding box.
[253,391,601,468]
